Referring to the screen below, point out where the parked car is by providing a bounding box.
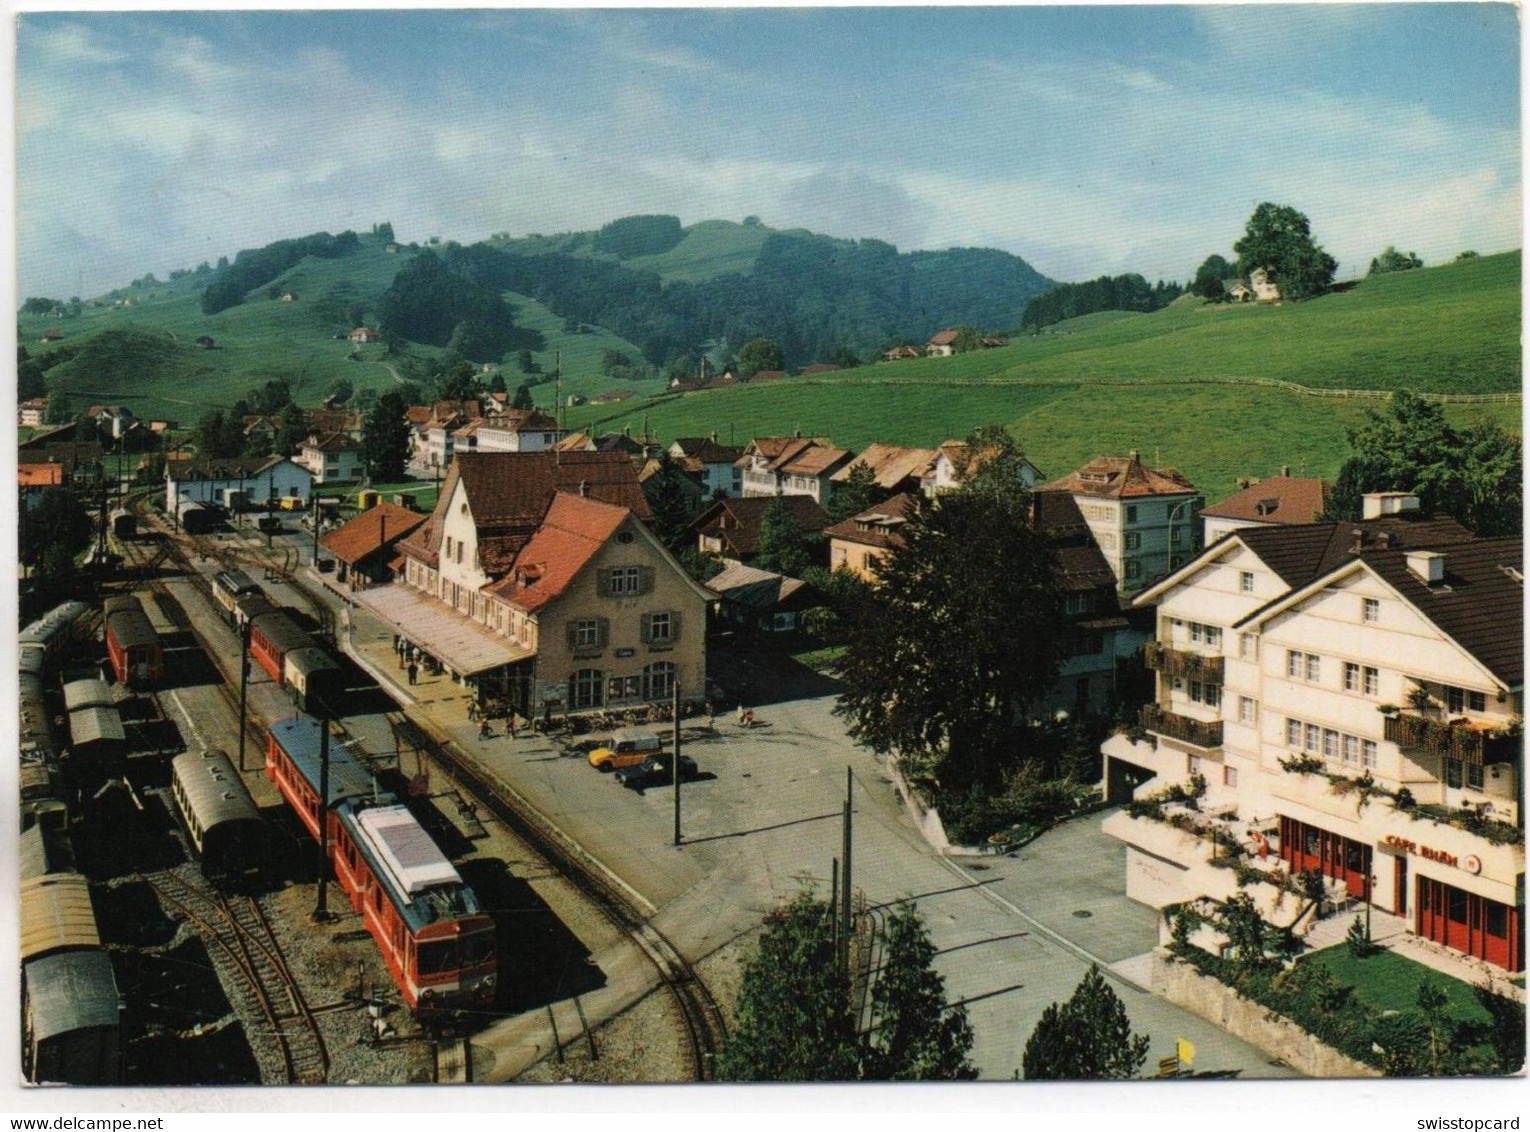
[615,754,699,790]
[588,729,665,771]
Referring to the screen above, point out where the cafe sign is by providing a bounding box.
[1382,835,1479,872]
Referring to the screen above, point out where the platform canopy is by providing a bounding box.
[355,584,532,676]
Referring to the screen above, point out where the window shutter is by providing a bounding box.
[670,611,682,642]
[597,618,610,647]
[566,621,578,650]
[639,566,655,595]
[640,612,653,644]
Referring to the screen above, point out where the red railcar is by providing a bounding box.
[247,609,310,686]
[102,596,162,688]
[264,717,496,1019]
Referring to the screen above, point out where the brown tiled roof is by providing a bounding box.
[737,436,829,468]
[304,432,361,453]
[1234,514,1476,590]
[770,441,853,478]
[706,562,815,612]
[671,438,744,465]
[831,444,938,490]
[687,495,831,558]
[823,493,920,551]
[485,494,631,612]
[453,451,651,528]
[1203,475,1332,524]
[928,329,960,347]
[555,432,597,452]
[749,370,786,383]
[1359,538,1523,687]
[167,455,294,482]
[595,433,647,456]
[479,408,560,434]
[1038,451,1198,499]
[320,503,427,565]
[432,400,481,421]
[405,406,434,426]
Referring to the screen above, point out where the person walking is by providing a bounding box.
[507,713,518,739]
[478,717,492,741]
[467,700,478,723]
[407,660,418,686]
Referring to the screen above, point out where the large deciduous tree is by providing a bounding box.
[1191,254,1232,300]
[362,391,412,481]
[1022,965,1150,1080]
[433,360,482,402]
[1233,202,1337,301]
[1324,391,1521,536]
[737,337,783,377]
[755,496,821,577]
[834,479,1065,789]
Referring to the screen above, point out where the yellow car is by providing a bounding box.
[588,730,664,771]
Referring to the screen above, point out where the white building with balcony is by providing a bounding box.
[1102,496,1523,972]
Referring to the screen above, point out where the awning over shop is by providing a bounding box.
[355,583,532,676]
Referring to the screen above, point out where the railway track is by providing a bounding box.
[417,730,728,1079]
[140,868,329,1085]
[121,492,727,1079]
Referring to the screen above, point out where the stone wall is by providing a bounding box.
[1150,951,1380,1078]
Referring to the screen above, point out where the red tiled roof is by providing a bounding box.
[1038,451,1198,499]
[485,493,630,612]
[671,438,744,465]
[928,329,959,346]
[1202,475,1332,524]
[405,406,434,426]
[320,503,427,565]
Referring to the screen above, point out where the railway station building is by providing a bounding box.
[1101,495,1524,972]
[379,451,711,720]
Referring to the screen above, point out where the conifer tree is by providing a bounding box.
[1022,965,1149,1080]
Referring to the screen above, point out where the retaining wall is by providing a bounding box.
[1150,951,1379,1078]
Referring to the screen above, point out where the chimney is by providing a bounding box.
[623,425,631,437]
[1377,532,1393,549]
[1351,528,1365,553]
[1128,449,1141,463]
[1406,550,1445,585]
[1362,492,1421,521]
[579,479,590,498]
[1280,464,1291,477]
[710,430,718,443]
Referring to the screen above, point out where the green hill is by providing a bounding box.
[565,252,1521,501]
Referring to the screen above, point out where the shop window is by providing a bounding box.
[644,662,675,700]
[1486,901,1509,939]
[1449,887,1469,925]
[569,668,604,709]
[1305,827,1320,858]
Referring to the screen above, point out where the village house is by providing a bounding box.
[18,463,65,510]
[1035,450,1203,592]
[883,345,923,362]
[687,495,831,564]
[555,432,598,453]
[41,329,64,343]
[737,436,855,504]
[469,409,566,454]
[667,436,745,498]
[297,432,365,484]
[382,451,706,718]
[319,502,427,587]
[1201,467,1333,544]
[926,329,960,357]
[349,327,384,344]
[1101,496,1522,972]
[832,443,940,497]
[15,439,103,488]
[706,562,818,635]
[84,405,136,440]
[18,398,48,428]
[825,493,919,579]
[165,455,314,515]
[920,439,1042,497]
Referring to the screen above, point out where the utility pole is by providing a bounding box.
[841,767,853,977]
[672,680,682,846]
[830,857,840,960]
[237,621,252,770]
[314,708,333,921]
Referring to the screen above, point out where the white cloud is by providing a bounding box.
[22,21,125,67]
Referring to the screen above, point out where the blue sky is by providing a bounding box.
[16,6,1521,298]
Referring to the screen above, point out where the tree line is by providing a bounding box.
[1020,274,1183,332]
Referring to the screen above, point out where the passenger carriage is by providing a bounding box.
[285,646,345,714]
[22,950,121,1085]
[66,704,127,786]
[230,591,277,634]
[248,609,313,686]
[103,595,162,688]
[170,749,266,888]
[109,509,136,540]
[21,872,101,964]
[62,676,115,713]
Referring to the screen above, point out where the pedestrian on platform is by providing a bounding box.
[407,661,418,686]
[467,700,478,722]
[507,714,519,739]
[478,718,492,741]
[706,703,716,731]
